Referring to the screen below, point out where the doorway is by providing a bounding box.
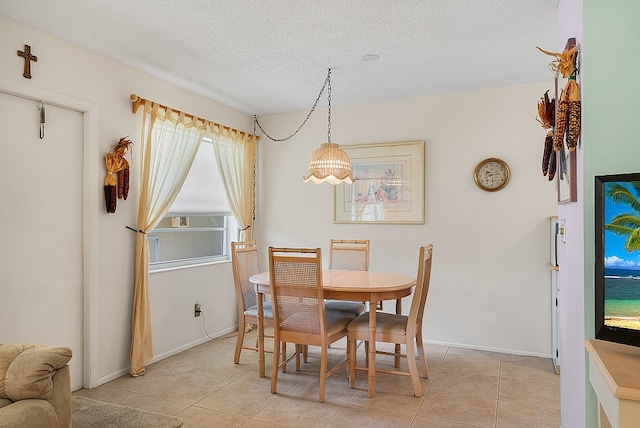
[0,78,100,389]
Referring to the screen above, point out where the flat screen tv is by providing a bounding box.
[595,173,640,348]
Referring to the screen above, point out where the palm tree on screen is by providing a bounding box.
[605,181,640,252]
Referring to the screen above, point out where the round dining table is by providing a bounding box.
[249,269,416,398]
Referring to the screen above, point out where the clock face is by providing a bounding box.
[474,158,510,192]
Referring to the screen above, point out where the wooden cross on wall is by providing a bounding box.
[17,44,37,79]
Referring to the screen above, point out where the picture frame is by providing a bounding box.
[557,148,577,204]
[333,141,424,224]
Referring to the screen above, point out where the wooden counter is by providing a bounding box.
[585,339,640,427]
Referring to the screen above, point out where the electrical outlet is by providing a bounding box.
[376,301,383,310]
[559,219,567,244]
[194,303,201,317]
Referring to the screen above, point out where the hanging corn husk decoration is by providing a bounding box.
[537,43,581,153]
[103,137,133,213]
[554,94,570,152]
[537,90,556,179]
[537,46,577,79]
[104,152,123,213]
[565,80,581,151]
[113,137,133,199]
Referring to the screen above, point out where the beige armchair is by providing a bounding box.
[0,344,72,428]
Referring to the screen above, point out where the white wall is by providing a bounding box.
[556,0,586,426]
[0,15,249,385]
[255,82,558,356]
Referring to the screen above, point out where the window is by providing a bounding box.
[147,138,236,270]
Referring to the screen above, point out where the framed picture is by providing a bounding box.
[557,148,577,204]
[333,141,424,224]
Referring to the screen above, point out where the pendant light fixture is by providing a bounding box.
[302,69,354,184]
[254,68,354,185]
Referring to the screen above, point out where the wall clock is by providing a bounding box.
[473,158,510,192]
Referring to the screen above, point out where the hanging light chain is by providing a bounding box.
[254,68,332,142]
[327,68,332,143]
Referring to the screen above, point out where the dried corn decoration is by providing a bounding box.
[537,90,556,179]
[565,80,581,151]
[104,152,123,213]
[537,43,581,153]
[554,95,570,152]
[113,137,133,199]
[103,137,133,213]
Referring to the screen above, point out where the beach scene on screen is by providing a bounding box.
[604,181,640,331]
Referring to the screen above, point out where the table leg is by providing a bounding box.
[395,298,402,368]
[368,300,377,398]
[257,293,265,378]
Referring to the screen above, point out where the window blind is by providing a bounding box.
[166,138,231,216]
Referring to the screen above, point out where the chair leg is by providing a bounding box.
[364,341,369,366]
[416,333,429,378]
[234,320,245,364]
[271,338,281,394]
[318,345,328,403]
[348,334,356,388]
[281,342,287,373]
[295,344,301,372]
[405,340,422,397]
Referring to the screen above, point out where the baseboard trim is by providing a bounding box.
[97,326,238,386]
[424,338,553,359]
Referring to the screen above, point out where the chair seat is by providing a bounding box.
[326,314,356,335]
[325,300,365,317]
[244,302,273,319]
[348,311,409,336]
[278,310,353,335]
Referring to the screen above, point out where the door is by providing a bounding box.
[0,92,84,390]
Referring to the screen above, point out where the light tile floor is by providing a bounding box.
[74,330,560,427]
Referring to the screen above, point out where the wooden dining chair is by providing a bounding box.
[268,246,354,402]
[231,241,274,364]
[325,239,369,317]
[347,244,433,397]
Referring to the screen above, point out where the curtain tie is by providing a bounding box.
[126,226,147,234]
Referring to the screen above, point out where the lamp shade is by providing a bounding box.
[303,142,354,185]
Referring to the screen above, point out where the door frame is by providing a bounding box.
[0,77,100,388]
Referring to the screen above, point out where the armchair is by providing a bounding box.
[0,344,72,428]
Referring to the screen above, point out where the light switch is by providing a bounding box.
[559,219,567,244]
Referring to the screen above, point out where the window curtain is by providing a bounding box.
[209,128,257,242]
[131,101,204,376]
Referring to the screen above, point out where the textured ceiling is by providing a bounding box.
[0,0,558,115]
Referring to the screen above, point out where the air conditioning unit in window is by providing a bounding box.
[170,216,189,228]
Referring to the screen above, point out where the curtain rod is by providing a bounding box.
[129,94,258,140]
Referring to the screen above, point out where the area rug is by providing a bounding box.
[72,396,183,428]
